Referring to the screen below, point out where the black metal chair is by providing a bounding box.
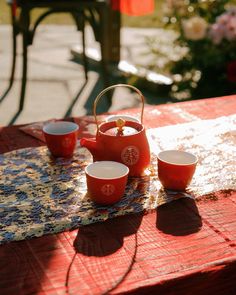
[1,0,115,120]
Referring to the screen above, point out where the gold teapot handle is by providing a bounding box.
[93,84,145,130]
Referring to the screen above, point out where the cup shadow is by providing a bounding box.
[73,175,150,257]
[156,196,202,236]
[73,212,143,257]
[68,177,148,293]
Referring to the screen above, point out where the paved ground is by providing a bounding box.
[0,25,173,126]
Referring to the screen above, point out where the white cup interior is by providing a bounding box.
[86,161,129,179]
[106,114,140,123]
[43,121,78,135]
[158,150,197,165]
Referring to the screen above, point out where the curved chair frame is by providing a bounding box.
[0,0,111,118]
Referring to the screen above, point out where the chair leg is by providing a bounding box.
[18,5,31,113]
[19,30,28,112]
[0,12,17,102]
[81,12,88,80]
[72,11,88,81]
[86,6,110,89]
[97,5,112,106]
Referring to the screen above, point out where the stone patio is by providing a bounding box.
[0,25,173,126]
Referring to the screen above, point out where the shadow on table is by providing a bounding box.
[0,236,56,295]
[73,212,143,256]
[156,197,202,236]
[68,213,143,293]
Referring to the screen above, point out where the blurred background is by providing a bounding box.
[0,0,236,125]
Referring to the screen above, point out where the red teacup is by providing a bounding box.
[157,150,198,191]
[85,161,129,205]
[43,121,79,158]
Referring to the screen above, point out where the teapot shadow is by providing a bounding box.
[73,212,143,257]
[156,197,202,236]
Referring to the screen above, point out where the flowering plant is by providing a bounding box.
[161,0,236,100]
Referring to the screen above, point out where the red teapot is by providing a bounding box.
[80,84,151,176]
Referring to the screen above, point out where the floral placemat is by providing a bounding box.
[0,115,235,244]
[147,114,236,196]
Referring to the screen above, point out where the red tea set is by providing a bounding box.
[43,84,197,205]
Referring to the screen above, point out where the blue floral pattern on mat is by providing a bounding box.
[1,115,236,244]
[0,146,168,244]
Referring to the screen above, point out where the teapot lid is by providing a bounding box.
[101,118,142,137]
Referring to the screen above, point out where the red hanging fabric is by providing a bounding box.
[112,0,155,16]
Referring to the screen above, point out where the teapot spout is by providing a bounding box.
[80,137,101,161]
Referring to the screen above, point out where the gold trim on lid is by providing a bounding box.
[116,118,126,134]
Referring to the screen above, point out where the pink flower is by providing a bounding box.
[208,23,224,44]
[209,7,236,43]
[225,16,236,40]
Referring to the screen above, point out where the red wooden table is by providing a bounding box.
[0,95,236,295]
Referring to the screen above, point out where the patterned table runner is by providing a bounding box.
[0,115,235,244]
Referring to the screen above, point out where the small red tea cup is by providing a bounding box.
[157,150,198,191]
[43,121,79,158]
[85,161,129,205]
